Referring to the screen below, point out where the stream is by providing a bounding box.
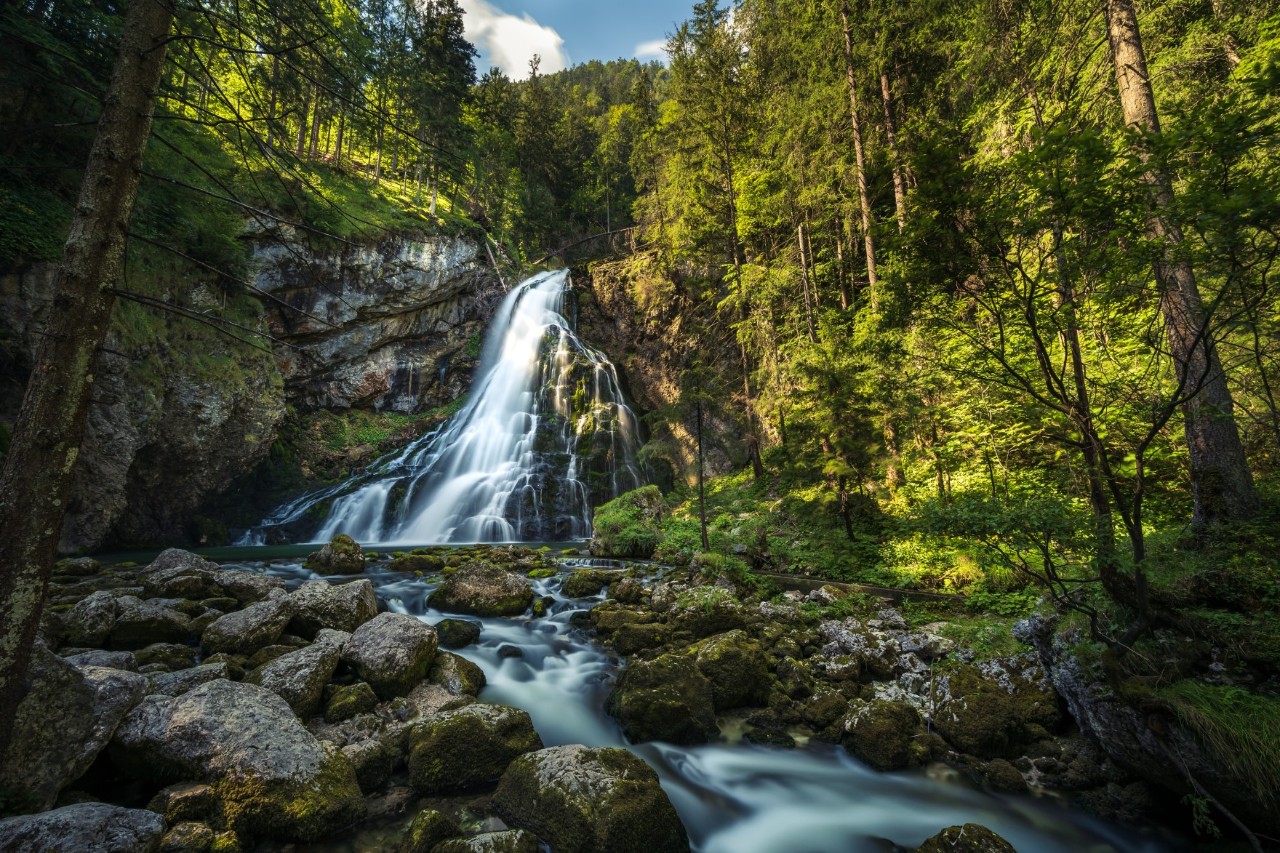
[220,556,1178,853]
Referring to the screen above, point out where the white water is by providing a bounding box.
[223,559,1177,853]
[240,270,643,546]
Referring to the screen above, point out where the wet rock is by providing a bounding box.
[324,682,379,723]
[916,823,1015,852]
[0,650,148,810]
[287,579,378,638]
[428,561,534,617]
[606,653,718,745]
[136,642,198,672]
[342,738,398,793]
[563,569,614,598]
[836,700,928,772]
[149,663,231,698]
[430,652,487,697]
[407,703,542,793]
[109,596,193,650]
[981,758,1029,794]
[435,617,482,649]
[433,830,540,853]
[743,727,797,748]
[246,634,343,717]
[63,649,137,671]
[609,576,646,604]
[342,612,438,700]
[0,803,166,852]
[211,570,283,605]
[201,594,295,655]
[934,658,1061,759]
[693,629,771,710]
[612,622,670,655]
[56,556,101,576]
[397,808,461,853]
[143,550,222,599]
[63,590,119,646]
[495,744,690,853]
[497,644,523,659]
[390,553,446,574]
[159,821,216,853]
[111,680,365,841]
[304,533,366,575]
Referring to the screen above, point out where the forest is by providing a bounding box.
[1,0,1279,850]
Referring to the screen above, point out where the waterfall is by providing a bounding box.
[241,270,644,545]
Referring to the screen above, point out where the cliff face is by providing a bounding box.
[0,230,496,552]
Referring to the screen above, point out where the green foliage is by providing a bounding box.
[591,485,665,558]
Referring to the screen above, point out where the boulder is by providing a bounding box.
[341,738,398,794]
[56,556,101,576]
[341,613,438,700]
[111,680,364,841]
[429,652,487,698]
[916,823,1016,852]
[433,830,540,853]
[304,534,366,575]
[143,550,222,599]
[434,617,482,649]
[837,700,929,772]
[159,821,215,852]
[247,634,343,718]
[0,650,148,810]
[562,569,614,598]
[63,649,137,671]
[606,654,718,745]
[666,587,746,639]
[146,782,221,825]
[693,630,771,710]
[63,590,119,647]
[324,682,379,724]
[109,596,193,650]
[136,642,198,672]
[201,594,295,655]
[428,561,533,617]
[397,808,460,853]
[0,803,166,852]
[287,579,378,638]
[494,745,690,853]
[407,703,542,793]
[211,570,284,605]
[149,664,232,698]
[934,658,1062,759]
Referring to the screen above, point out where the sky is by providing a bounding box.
[458,0,695,79]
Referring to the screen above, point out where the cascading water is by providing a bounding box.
[240,270,644,546]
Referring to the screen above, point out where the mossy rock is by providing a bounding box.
[562,570,614,598]
[407,704,542,793]
[434,618,482,650]
[428,560,534,617]
[214,747,365,841]
[668,587,746,639]
[432,830,540,853]
[917,823,1015,852]
[934,662,1062,759]
[836,700,929,771]
[324,682,378,724]
[612,623,670,656]
[391,553,445,574]
[692,629,772,711]
[397,808,460,853]
[304,534,366,575]
[605,654,718,745]
[590,486,664,559]
[527,568,557,579]
[494,745,690,853]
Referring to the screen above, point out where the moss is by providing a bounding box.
[324,682,378,724]
[400,809,461,853]
[215,751,364,842]
[407,705,542,794]
[563,569,614,597]
[591,486,665,559]
[527,568,556,579]
[838,701,929,771]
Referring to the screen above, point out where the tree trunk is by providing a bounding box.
[697,400,709,551]
[0,0,174,761]
[798,223,818,343]
[1105,0,1258,525]
[840,7,879,307]
[295,87,310,156]
[308,95,322,158]
[880,71,907,232]
[333,111,345,165]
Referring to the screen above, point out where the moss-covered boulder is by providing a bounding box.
[428,561,533,617]
[323,682,379,723]
[407,703,542,793]
[693,630,771,710]
[562,569,614,598]
[397,808,461,853]
[934,659,1063,759]
[390,553,446,574]
[612,623,670,656]
[159,820,216,852]
[341,612,438,700]
[110,680,365,841]
[494,745,690,853]
[916,823,1016,852]
[667,587,747,640]
[606,654,718,745]
[434,618,482,649]
[836,700,929,771]
[590,486,665,558]
[433,830,540,853]
[304,534,366,575]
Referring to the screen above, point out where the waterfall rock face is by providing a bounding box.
[246,270,645,545]
[0,231,496,551]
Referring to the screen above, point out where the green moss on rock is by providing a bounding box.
[407,704,542,793]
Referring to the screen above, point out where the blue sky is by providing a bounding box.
[458,0,695,78]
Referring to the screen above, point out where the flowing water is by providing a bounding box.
[239,270,643,547]
[221,558,1178,853]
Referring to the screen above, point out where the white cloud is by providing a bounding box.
[634,38,668,61]
[459,0,568,79]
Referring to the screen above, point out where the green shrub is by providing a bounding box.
[591,485,665,558]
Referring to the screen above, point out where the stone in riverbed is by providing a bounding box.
[324,682,379,723]
[562,569,614,598]
[341,612,438,700]
[916,823,1016,852]
[201,594,295,655]
[110,679,365,841]
[397,808,461,853]
[836,700,930,772]
[693,629,771,711]
[0,803,166,852]
[304,533,366,575]
[149,663,231,697]
[407,703,542,793]
[143,549,223,599]
[434,617,482,649]
[427,560,533,617]
[495,744,690,853]
[605,653,718,745]
[211,570,284,605]
[287,579,378,638]
[246,631,345,718]
[63,590,118,646]
[109,595,193,649]
[433,830,540,853]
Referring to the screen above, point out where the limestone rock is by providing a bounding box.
[341,612,438,700]
[916,823,1016,852]
[109,596,192,650]
[147,782,221,825]
[63,590,119,646]
[494,745,690,853]
[143,550,222,599]
[934,657,1062,759]
[407,703,542,793]
[693,629,771,710]
[149,664,231,697]
[287,579,378,638]
[562,569,614,598]
[324,682,379,723]
[111,680,364,840]
[304,534,366,575]
[63,649,137,671]
[211,570,284,605]
[428,561,533,617]
[136,642,198,672]
[201,594,295,655]
[434,617,482,649]
[837,700,929,772]
[159,821,216,853]
[247,637,342,717]
[606,653,718,745]
[0,803,166,853]
[433,830,540,853]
